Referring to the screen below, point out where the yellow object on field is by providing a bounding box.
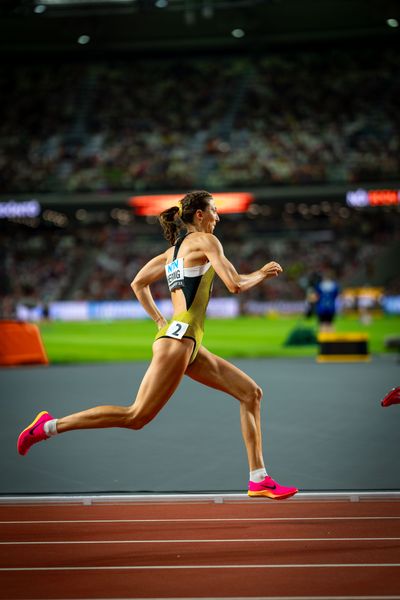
[317,332,370,363]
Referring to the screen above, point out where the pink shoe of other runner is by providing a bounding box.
[381,387,400,407]
[248,475,298,500]
[17,411,54,456]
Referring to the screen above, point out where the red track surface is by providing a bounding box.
[1,499,400,599]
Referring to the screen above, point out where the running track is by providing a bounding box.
[1,498,400,599]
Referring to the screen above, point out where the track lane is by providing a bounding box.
[2,519,400,542]
[1,538,400,568]
[1,500,400,521]
[1,566,400,599]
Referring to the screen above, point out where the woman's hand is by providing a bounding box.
[155,316,167,330]
[261,261,283,280]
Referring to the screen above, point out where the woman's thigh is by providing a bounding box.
[185,345,258,401]
[131,337,194,424]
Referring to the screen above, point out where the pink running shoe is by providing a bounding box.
[17,411,54,456]
[381,387,400,407]
[248,475,298,500]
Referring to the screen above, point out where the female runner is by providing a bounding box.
[18,190,298,500]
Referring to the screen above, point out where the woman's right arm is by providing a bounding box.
[130,252,168,329]
[202,234,282,294]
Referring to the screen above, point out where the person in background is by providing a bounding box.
[315,268,340,332]
[304,272,321,319]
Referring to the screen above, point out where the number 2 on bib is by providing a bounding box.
[165,320,189,340]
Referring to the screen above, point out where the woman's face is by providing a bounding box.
[201,200,220,233]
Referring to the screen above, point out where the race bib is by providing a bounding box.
[165,257,185,292]
[165,320,189,340]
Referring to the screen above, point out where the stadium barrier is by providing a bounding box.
[16,299,305,321]
[0,321,49,366]
[15,294,400,323]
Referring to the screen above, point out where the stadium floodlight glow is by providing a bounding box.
[387,18,399,28]
[155,0,168,7]
[78,35,91,44]
[129,193,254,216]
[231,28,245,38]
[34,4,47,13]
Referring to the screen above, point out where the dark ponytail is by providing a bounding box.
[159,190,213,246]
[158,205,182,246]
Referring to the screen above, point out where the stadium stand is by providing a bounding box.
[1,46,398,193]
[208,49,400,188]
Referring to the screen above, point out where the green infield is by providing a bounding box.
[38,314,400,363]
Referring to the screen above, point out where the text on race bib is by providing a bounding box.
[165,257,185,292]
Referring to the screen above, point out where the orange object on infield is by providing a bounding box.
[0,320,49,366]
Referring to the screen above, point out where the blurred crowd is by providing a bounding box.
[0,65,82,193]
[208,50,400,187]
[1,207,398,318]
[1,46,398,193]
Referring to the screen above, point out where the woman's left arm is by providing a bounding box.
[131,252,168,329]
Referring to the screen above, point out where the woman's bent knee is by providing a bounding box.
[254,385,263,405]
[129,418,145,430]
[241,384,263,408]
[125,409,151,430]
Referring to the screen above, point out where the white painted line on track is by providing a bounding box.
[2,537,400,545]
[27,597,400,600]
[26,597,400,600]
[1,563,400,571]
[2,516,400,524]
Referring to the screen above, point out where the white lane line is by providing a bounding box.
[25,597,400,600]
[1,563,400,571]
[26,597,400,600]
[28,597,400,600]
[2,516,400,524]
[1,537,400,545]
